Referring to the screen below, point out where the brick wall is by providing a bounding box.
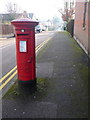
[74,0,89,55]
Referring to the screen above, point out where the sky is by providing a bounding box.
[0,0,64,20]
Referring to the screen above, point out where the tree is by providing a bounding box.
[58,8,74,23]
[22,11,28,18]
[52,16,61,29]
[5,2,21,21]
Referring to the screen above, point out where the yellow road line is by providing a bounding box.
[35,43,43,50]
[0,37,51,90]
[0,66,17,83]
[36,38,51,53]
[35,40,46,50]
[35,37,51,50]
[36,39,49,51]
[0,70,17,90]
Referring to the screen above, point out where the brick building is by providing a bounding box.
[74,0,90,56]
[64,0,75,9]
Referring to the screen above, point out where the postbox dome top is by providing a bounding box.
[12,18,33,22]
[11,18,38,27]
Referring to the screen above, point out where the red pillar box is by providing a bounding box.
[11,18,38,84]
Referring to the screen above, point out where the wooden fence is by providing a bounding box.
[0,24,14,35]
[67,19,74,37]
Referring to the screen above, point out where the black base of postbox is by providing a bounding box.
[18,79,36,86]
[18,79,37,94]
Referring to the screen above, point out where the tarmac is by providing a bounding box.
[2,31,88,119]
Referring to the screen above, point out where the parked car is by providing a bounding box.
[42,26,46,31]
[35,25,42,33]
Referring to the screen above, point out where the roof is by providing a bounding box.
[28,13,34,19]
[0,13,21,21]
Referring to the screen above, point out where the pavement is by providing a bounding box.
[2,31,88,119]
[0,34,14,39]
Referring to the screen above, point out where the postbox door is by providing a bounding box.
[16,30,36,81]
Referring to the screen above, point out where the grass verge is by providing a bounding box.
[3,78,49,101]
